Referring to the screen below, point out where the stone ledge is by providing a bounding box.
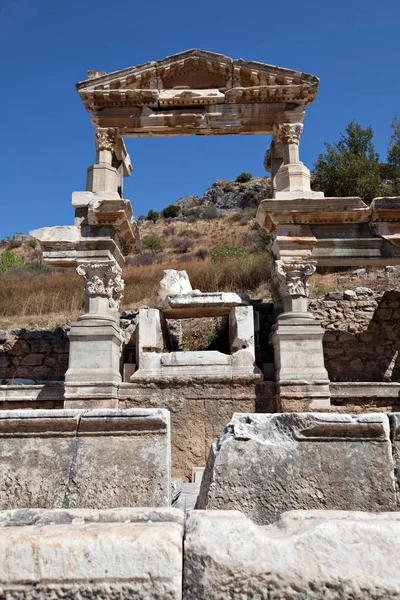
[184,509,400,599]
[0,507,183,599]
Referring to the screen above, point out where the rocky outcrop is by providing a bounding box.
[174,177,272,211]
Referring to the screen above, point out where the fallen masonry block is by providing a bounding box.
[0,408,171,509]
[197,412,397,524]
[0,507,183,600]
[183,509,400,599]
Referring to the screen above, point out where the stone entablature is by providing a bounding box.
[257,196,400,266]
[76,49,319,137]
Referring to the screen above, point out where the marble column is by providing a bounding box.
[271,123,324,200]
[86,127,121,194]
[271,259,330,411]
[64,260,125,408]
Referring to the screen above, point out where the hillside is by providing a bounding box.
[2,173,400,332]
[0,208,270,330]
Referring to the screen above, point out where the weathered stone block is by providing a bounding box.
[0,507,183,600]
[183,510,400,599]
[0,408,171,509]
[3,339,29,355]
[197,413,396,524]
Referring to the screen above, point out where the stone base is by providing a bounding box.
[86,163,120,193]
[197,412,396,524]
[65,317,123,407]
[274,190,325,199]
[273,311,330,409]
[0,408,171,509]
[119,381,275,479]
[0,507,183,600]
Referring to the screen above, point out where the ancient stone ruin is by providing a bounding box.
[1,49,400,597]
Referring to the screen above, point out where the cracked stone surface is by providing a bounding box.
[197,412,397,524]
[0,409,171,509]
[183,509,400,599]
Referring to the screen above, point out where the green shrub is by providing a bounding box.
[235,172,253,183]
[27,238,38,249]
[146,209,159,223]
[23,261,52,273]
[210,246,249,263]
[201,205,219,220]
[162,204,180,219]
[0,251,24,274]
[142,233,164,253]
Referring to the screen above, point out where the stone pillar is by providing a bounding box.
[272,123,323,200]
[271,259,330,410]
[64,260,125,408]
[86,127,121,194]
[263,140,283,197]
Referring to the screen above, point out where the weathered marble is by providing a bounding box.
[0,409,171,509]
[183,510,400,599]
[197,412,396,523]
[0,507,183,600]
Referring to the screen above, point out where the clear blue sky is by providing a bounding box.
[0,0,399,238]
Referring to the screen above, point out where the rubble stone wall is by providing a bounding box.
[309,290,400,382]
[0,328,69,382]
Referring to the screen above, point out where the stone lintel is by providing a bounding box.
[256,197,370,230]
[0,408,169,437]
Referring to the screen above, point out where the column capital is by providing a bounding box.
[76,261,124,311]
[274,123,303,146]
[275,259,317,298]
[94,127,119,153]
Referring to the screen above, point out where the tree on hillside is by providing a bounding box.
[387,116,400,195]
[162,204,180,219]
[313,121,382,203]
[146,209,159,223]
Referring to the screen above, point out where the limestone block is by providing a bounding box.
[0,507,183,600]
[86,163,120,193]
[30,225,80,246]
[159,269,193,297]
[183,509,400,599]
[0,408,171,509]
[388,414,400,494]
[197,413,396,524]
[161,351,231,367]
[275,161,311,192]
[229,305,254,354]
[137,308,163,353]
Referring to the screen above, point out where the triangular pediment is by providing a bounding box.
[77,49,318,103]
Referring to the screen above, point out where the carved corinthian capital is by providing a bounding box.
[274,123,303,145]
[76,261,124,310]
[94,127,119,152]
[275,260,317,297]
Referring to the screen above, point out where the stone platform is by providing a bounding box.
[0,408,171,509]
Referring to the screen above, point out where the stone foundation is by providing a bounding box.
[309,290,400,382]
[119,381,275,479]
[0,328,69,382]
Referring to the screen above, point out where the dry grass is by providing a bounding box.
[0,254,269,330]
